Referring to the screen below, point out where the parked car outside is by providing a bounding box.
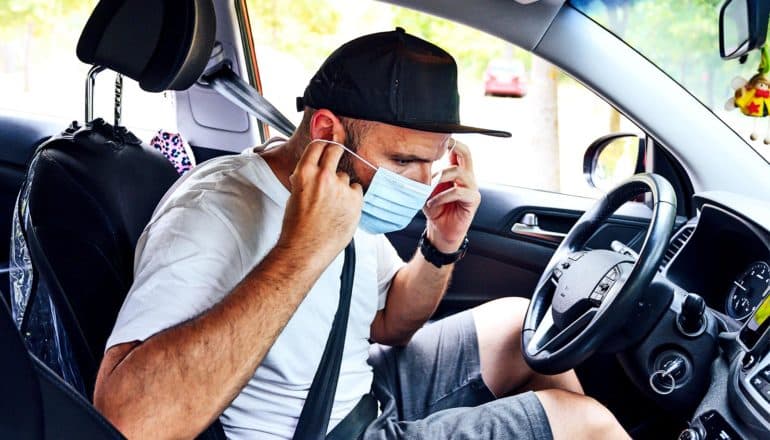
[484,58,528,97]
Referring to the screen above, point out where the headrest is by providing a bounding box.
[76,0,216,92]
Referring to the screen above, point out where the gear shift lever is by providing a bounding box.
[678,293,706,336]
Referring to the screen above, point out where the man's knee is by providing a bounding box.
[472,296,529,336]
[472,296,531,365]
[535,389,628,440]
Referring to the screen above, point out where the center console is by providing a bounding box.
[682,293,770,439]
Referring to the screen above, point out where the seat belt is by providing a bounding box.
[204,241,374,440]
[201,64,296,137]
[293,241,364,440]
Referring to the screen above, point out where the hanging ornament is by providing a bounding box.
[725,45,770,144]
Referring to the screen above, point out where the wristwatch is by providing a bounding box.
[418,229,469,268]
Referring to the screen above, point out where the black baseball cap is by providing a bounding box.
[296,28,512,138]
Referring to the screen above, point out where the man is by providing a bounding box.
[94,28,628,439]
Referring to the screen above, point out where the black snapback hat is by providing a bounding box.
[296,28,512,138]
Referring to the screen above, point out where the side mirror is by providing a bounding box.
[719,0,770,60]
[583,133,645,191]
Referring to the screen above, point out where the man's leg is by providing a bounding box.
[364,301,629,439]
[473,297,629,439]
[537,389,630,439]
[472,297,582,396]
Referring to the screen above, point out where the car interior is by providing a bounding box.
[2,0,770,439]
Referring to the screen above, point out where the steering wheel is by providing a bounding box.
[522,173,677,375]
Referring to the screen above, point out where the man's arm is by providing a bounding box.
[94,140,362,439]
[370,140,479,346]
[369,246,453,346]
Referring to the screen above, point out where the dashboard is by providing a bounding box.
[661,199,770,328]
[652,192,770,439]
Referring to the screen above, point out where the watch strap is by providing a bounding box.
[418,230,468,268]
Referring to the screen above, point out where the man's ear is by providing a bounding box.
[310,109,346,144]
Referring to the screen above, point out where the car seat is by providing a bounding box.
[11,117,184,395]
[9,1,231,437]
[9,1,292,437]
[0,295,124,439]
[9,0,216,397]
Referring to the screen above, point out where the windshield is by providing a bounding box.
[572,0,770,163]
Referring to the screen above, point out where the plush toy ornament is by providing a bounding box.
[726,45,770,144]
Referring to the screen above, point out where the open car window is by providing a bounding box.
[245,0,642,199]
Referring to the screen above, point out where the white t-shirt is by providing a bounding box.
[106,147,406,439]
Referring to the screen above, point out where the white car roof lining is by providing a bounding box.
[386,0,566,52]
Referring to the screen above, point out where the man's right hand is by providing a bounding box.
[279,140,363,260]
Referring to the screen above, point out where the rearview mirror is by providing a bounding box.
[719,0,770,60]
[583,133,645,191]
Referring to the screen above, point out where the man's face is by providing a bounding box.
[338,121,451,192]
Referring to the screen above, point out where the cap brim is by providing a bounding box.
[389,121,512,138]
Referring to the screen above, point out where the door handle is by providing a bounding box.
[511,213,566,244]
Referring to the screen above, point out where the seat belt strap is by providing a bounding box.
[202,64,296,137]
[326,393,378,440]
[292,241,356,440]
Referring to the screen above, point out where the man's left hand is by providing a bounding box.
[423,139,480,254]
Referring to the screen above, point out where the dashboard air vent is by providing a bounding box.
[659,225,695,271]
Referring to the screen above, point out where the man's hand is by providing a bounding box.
[371,140,478,345]
[423,140,480,253]
[280,140,363,261]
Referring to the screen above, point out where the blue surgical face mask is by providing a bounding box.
[308,139,453,234]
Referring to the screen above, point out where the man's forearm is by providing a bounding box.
[94,242,333,439]
[370,249,452,345]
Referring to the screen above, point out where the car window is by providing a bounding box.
[0,1,177,139]
[245,0,641,199]
[571,0,770,164]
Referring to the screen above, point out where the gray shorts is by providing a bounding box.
[363,310,553,440]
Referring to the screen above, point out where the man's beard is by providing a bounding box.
[337,124,365,189]
[337,152,361,187]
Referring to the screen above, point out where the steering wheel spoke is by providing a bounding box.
[528,306,597,356]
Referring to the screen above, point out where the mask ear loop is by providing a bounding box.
[307,138,378,171]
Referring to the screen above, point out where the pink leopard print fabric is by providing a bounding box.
[149,130,195,175]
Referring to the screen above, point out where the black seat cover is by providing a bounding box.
[17,119,180,396]
[0,297,123,439]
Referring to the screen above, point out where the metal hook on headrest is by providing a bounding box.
[114,73,123,128]
[84,66,124,128]
[85,65,106,124]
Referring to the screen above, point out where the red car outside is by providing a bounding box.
[484,58,528,97]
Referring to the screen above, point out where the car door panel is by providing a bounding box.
[387,184,653,317]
